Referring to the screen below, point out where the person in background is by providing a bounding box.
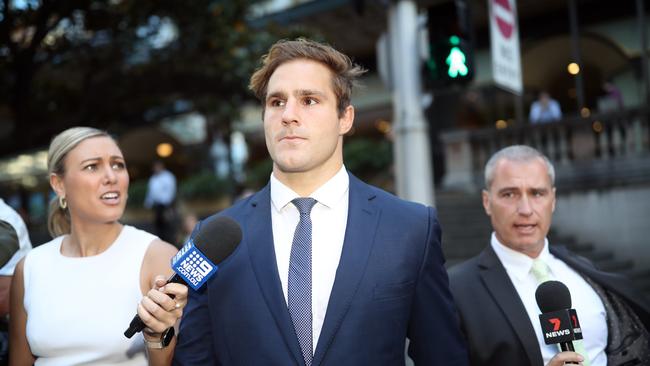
[173,38,468,366]
[0,198,32,365]
[177,212,198,249]
[529,91,562,124]
[448,145,649,366]
[600,80,624,112]
[10,127,188,366]
[144,161,177,243]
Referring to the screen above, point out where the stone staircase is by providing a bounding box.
[546,233,650,304]
[435,190,491,268]
[435,190,650,303]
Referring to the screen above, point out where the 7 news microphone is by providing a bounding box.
[124,215,242,338]
[535,280,583,364]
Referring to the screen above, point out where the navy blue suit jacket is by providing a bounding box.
[173,174,468,365]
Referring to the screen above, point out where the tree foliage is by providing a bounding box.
[0,0,276,155]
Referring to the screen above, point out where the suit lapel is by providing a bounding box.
[478,246,543,366]
[246,185,304,365]
[312,175,380,366]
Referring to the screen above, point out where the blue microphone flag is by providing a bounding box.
[171,239,218,290]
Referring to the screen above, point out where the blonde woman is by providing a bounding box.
[10,127,187,366]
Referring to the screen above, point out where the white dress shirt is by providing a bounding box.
[529,99,562,124]
[491,233,608,366]
[144,169,176,207]
[270,166,349,352]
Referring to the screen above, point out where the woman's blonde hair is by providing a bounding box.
[47,127,112,237]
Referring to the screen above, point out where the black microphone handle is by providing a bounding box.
[559,341,579,365]
[123,273,183,338]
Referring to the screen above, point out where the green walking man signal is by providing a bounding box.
[445,36,468,78]
[424,34,473,87]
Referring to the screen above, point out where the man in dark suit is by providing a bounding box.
[172,38,468,366]
[449,145,650,366]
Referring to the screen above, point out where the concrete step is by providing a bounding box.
[593,258,636,273]
[438,216,484,223]
[577,250,613,262]
[442,231,492,243]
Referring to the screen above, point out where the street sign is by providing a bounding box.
[488,0,522,94]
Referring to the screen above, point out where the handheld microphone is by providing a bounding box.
[124,215,242,338]
[535,280,583,363]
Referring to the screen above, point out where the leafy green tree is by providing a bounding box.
[0,0,275,156]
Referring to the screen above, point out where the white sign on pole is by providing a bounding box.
[488,0,522,95]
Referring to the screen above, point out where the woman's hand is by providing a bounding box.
[137,275,188,336]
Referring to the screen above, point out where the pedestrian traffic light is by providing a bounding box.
[425,34,474,86]
[425,0,474,87]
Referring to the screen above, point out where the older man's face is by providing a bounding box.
[482,158,556,258]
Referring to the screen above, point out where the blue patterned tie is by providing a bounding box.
[288,197,317,366]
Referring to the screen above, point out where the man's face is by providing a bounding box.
[482,158,556,258]
[263,59,353,181]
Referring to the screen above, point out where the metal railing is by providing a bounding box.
[441,107,650,190]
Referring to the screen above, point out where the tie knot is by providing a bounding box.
[292,197,317,215]
[531,258,551,283]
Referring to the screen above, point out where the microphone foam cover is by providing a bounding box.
[535,280,572,313]
[193,216,242,265]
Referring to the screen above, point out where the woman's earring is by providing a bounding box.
[59,196,67,209]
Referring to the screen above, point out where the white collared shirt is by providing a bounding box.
[270,166,349,352]
[491,233,608,366]
[144,169,176,207]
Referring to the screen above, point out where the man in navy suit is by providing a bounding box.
[172,38,468,365]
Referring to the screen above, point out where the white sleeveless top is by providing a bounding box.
[23,225,157,366]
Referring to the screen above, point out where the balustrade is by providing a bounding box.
[441,107,650,190]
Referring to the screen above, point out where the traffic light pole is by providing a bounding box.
[388,0,435,206]
[568,0,585,112]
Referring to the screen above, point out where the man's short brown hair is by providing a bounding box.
[249,38,366,116]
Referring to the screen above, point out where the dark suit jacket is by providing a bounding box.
[173,174,468,366]
[448,244,650,366]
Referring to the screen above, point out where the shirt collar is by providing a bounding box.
[490,232,551,282]
[270,165,349,212]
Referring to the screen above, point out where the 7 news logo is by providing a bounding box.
[539,309,582,344]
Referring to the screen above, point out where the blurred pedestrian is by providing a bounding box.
[177,212,198,248]
[599,80,623,112]
[144,161,177,243]
[598,80,626,156]
[0,198,32,365]
[10,127,187,365]
[529,91,562,124]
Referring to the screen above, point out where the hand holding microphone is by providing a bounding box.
[137,275,188,336]
[546,352,584,366]
[535,280,585,366]
[125,216,242,338]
